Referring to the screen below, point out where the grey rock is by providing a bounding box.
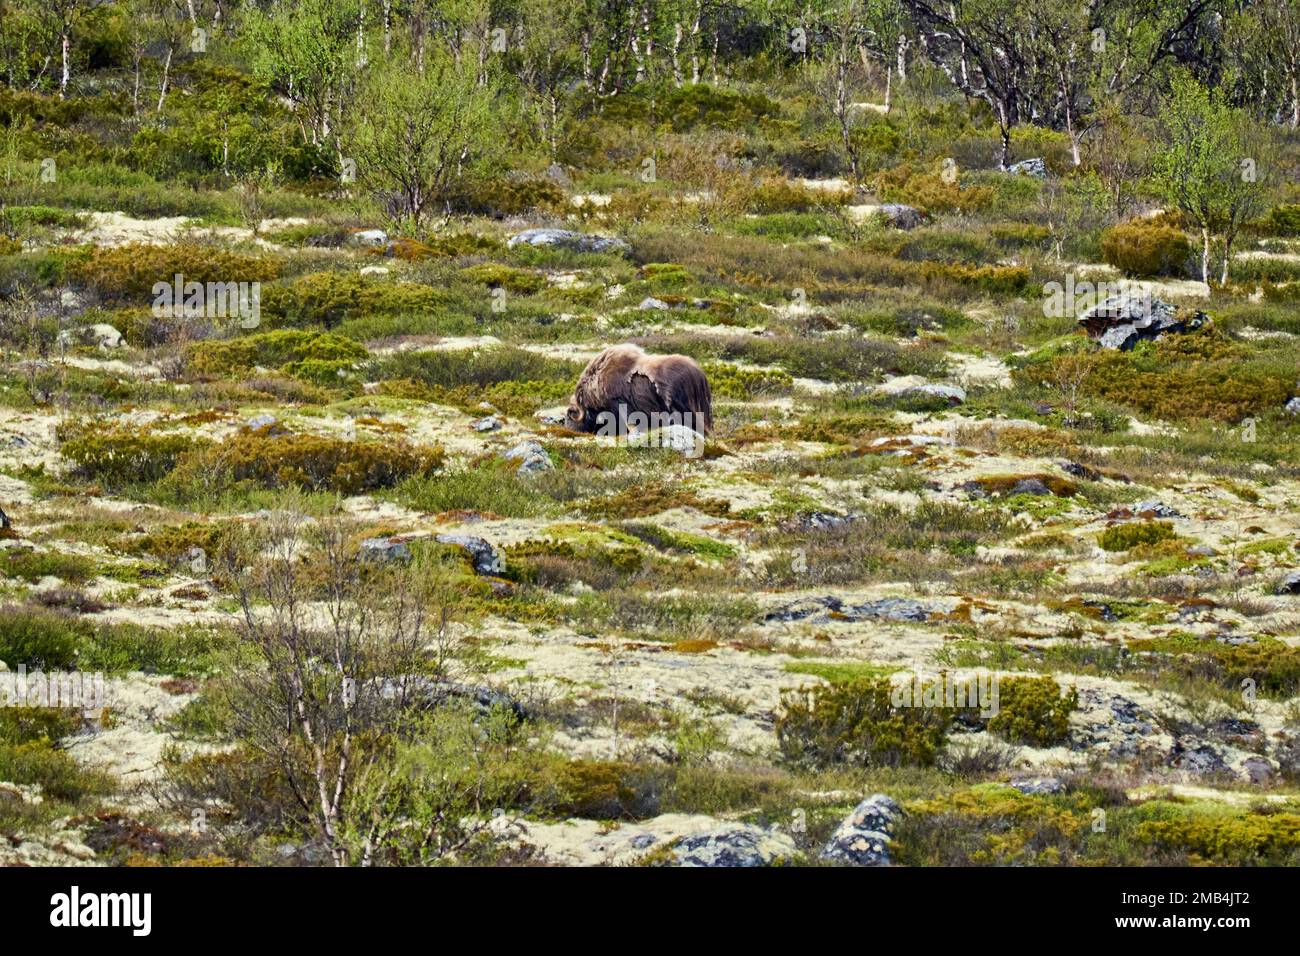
[59,289,85,311]
[765,595,938,624]
[246,414,278,430]
[1008,777,1065,796]
[58,323,123,350]
[1242,757,1274,785]
[1285,397,1300,415]
[671,824,796,868]
[472,415,502,432]
[506,228,629,255]
[820,794,902,866]
[435,534,505,576]
[1170,741,1228,777]
[1135,499,1181,518]
[1006,157,1047,178]
[1276,570,1300,595]
[877,204,925,230]
[358,537,412,563]
[1080,293,1207,351]
[786,511,854,533]
[502,438,553,474]
[1186,544,1217,557]
[902,382,966,404]
[376,676,527,721]
[638,296,670,311]
[350,228,388,247]
[1009,478,1053,496]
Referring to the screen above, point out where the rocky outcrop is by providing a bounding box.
[820,794,902,866]
[670,823,797,867]
[435,534,505,576]
[1079,293,1208,351]
[507,228,629,254]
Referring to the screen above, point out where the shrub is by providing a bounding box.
[0,606,88,669]
[705,362,794,399]
[1135,813,1300,866]
[1098,520,1177,552]
[775,676,951,769]
[456,177,567,217]
[1268,204,1300,237]
[873,162,994,215]
[260,271,441,328]
[61,425,204,487]
[70,243,282,304]
[167,425,443,495]
[187,329,369,378]
[986,676,1078,746]
[459,263,547,294]
[1100,222,1191,277]
[0,707,84,746]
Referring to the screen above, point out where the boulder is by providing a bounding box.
[638,296,670,311]
[506,228,629,255]
[502,438,553,474]
[901,382,966,404]
[1134,499,1181,519]
[1079,293,1207,351]
[820,794,902,866]
[1006,157,1047,178]
[1009,478,1052,496]
[765,595,939,624]
[435,534,505,576]
[1285,397,1300,416]
[627,423,705,457]
[1008,777,1065,796]
[472,415,502,432]
[59,323,123,351]
[1275,570,1300,595]
[349,228,388,247]
[670,823,797,867]
[877,204,925,230]
[358,537,412,563]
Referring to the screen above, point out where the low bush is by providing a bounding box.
[775,676,951,769]
[165,425,443,496]
[986,676,1078,746]
[1100,222,1191,277]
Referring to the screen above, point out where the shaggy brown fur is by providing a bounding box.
[565,344,713,435]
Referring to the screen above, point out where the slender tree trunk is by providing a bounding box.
[59,31,70,99]
[672,22,683,86]
[1200,226,1211,284]
[157,45,174,113]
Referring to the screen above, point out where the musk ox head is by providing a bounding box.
[565,344,713,436]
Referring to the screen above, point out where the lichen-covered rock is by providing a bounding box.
[1079,293,1207,351]
[1276,570,1300,595]
[435,533,505,576]
[506,228,628,254]
[359,536,412,562]
[502,438,553,474]
[670,823,797,867]
[765,595,941,624]
[1006,157,1046,178]
[820,794,902,866]
[878,204,925,230]
[59,323,123,350]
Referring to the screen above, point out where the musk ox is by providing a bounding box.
[564,344,713,436]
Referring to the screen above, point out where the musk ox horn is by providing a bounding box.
[564,344,713,436]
